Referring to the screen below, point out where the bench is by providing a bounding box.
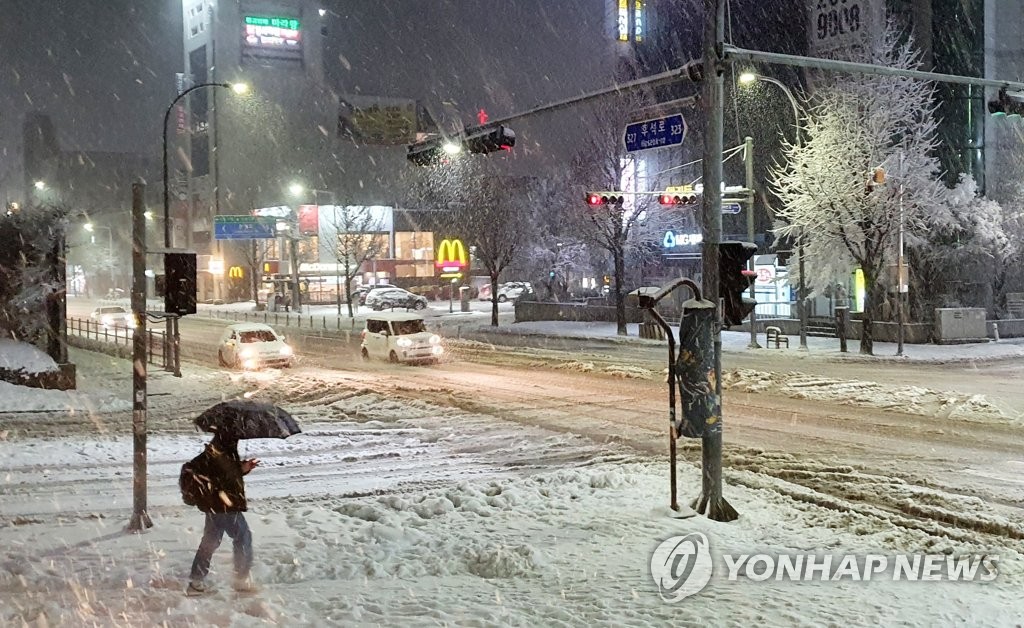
[765,326,789,349]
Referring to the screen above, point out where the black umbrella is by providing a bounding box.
[194,400,301,440]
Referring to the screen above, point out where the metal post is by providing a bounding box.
[696,0,738,522]
[897,152,905,356]
[172,316,181,377]
[290,235,301,311]
[744,136,760,349]
[127,181,152,532]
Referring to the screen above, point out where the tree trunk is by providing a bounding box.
[613,243,627,336]
[860,266,882,355]
[346,274,355,318]
[490,274,499,327]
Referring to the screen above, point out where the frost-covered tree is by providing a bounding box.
[410,158,538,327]
[321,205,389,317]
[0,205,68,355]
[565,96,671,336]
[770,23,945,354]
[909,177,1011,316]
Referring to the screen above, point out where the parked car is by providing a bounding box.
[89,305,135,329]
[496,282,534,303]
[364,287,429,311]
[357,283,397,305]
[216,323,293,370]
[361,312,443,364]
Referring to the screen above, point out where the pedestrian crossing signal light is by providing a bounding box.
[463,124,516,154]
[586,192,625,206]
[719,241,757,327]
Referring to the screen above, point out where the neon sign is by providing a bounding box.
[242,15,302,61]
[663,231,703,248]
[435,239,468,279]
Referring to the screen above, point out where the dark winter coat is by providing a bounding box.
[189,443,248,513]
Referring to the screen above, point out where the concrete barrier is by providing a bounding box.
[514,301,646,324]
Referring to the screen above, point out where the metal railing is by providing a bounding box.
[66,317,169,369]
[203,309,361,332]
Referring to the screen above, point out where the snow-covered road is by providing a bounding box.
[3,347,1024,625]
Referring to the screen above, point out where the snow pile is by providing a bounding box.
[0,339,58,375]
[723,368,1015,422]
[603,364,654,379]
[0,380,131,413]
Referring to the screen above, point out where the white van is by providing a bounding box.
[360,312,444,364]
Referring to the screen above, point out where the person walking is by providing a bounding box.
[184,433,260,595]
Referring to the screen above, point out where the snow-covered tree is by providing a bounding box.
[410,158,538,327]
[565,96,671,336]
[321,205,389,317]
[0,205,68,353]
[770,22,945,354]
[912,176,1023,316]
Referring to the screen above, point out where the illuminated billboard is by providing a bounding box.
[242,15,302,62]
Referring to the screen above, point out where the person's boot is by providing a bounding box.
[233,576,260,594]
[185,580,207,596]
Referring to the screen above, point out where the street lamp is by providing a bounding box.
[34,180,46,190]
[84,222,116,289]
[162,81,249,248]
[739,71,809,350]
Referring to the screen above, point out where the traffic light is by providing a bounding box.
[463,124,516,154]
[988,87,1024,117]
[718,241,757,327]
[658,185,700,205]
[586,192,625,206]
[165,252,197,316]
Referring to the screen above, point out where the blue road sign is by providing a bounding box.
[723,203,742,214]
[624,113,686,153]
[214,215,278,240]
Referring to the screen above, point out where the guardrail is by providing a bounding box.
[65,317,169,369]
[202,309,362,331]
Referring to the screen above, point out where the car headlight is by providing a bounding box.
[428,334,441,345]
[396,337,413,348]
[125,316,136,328]
[280,344,293,356]
[239,348,256,358]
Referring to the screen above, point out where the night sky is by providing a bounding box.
[0,0,616,201]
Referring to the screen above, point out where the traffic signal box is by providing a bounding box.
[165,252,197,316]
[407,125,516,165]
[719,241,757,327]
[585,192,626,206]
[659,185,701,205]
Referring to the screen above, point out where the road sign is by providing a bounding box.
[214,215,278,240]
[624,113,686,153]
[723,203,742,214]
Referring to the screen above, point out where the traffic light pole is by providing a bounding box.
[744,136,760,349]
[696,0,738,522]
[127,181,152,532]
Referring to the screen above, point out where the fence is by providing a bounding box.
[203,309,361,331]
[66,317,169,369]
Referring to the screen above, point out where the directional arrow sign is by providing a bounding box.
[722,203,742,214]
[214,215,278,240]
[624,113,686,153]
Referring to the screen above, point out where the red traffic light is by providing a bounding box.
[658,193,699,205]
[585,192,625,206]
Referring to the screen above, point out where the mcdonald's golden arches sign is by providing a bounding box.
[435,239,467,279]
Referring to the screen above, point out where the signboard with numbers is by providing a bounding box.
[623,113,686,153]
[808,0,881,56]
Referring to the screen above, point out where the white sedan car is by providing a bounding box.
[89,305,135,329]
[217,323,294,370]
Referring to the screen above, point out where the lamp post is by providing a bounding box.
[289,183,338,311]
[84,222,116,290]
[162,81,248,249]
[739,72,808,350]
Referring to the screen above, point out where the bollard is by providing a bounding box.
[835,306,848,353]
[992,321,1000,342]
